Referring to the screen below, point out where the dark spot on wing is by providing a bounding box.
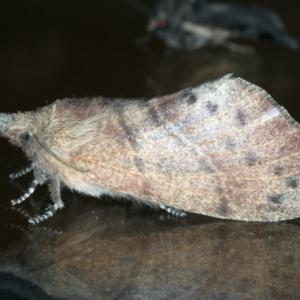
[186,93,197,105]
[274,166,284,176]
[205,101,218,115]
[216,197,231,217]
[134,157,144,173]
[286,177,299,189]
[217,204,229,216]
[236,109,247,126]
[225,138,235,150]
[244,151,256,167]
[268,194,284,204]
[198,159,215,173]
[114,102,138,147]
[148,106,161,126]
[178,88,197,105]
[159,158,170,173]
[118,117,137,148]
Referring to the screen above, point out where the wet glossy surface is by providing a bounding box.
[0,0,300,299]
[2,201,300,300]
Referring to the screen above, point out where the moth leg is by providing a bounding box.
[11,205,32,220]
[9,163,34,179]
[10,223,34,240]
[11,169,46,206]
[29,174,64,225]
[11,179,39,205]
[159,204,186,218]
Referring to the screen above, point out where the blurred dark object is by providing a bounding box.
[1,200,300,299]
[148,0,298,50]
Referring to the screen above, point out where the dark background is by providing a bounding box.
[0,0,299,106]
[0,0,299,299]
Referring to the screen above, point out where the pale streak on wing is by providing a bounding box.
[260,107,280,122]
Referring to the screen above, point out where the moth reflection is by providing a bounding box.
[1,201,300,299]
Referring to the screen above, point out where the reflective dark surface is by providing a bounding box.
[2,201,300,300]
[0,0,300,299]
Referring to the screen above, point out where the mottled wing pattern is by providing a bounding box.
[75,75,300,221]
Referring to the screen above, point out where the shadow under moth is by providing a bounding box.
[1,74,300,224]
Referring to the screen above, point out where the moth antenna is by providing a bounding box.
[31,133,89,173]
[10,163,34,180]
[125,0,152,16]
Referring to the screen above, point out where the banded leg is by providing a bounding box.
[29,174,64,225]
[11,179,38,205]
[11,206,32,219]
[10,224,34,240]
[9,163,34,180]
[159,204,186,218]
[11,168,46,206]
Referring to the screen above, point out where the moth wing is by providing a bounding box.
[73,75,300,221]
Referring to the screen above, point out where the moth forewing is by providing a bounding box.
[1,74,300,223]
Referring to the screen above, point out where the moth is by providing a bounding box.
[1,74,300,224]
[147,0,298,50]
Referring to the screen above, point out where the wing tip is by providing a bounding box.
[219,73,300,131]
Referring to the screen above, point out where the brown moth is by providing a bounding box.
[1,74,300,224]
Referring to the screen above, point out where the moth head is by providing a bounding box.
[1,99,100,173]
[0,111,40,158]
